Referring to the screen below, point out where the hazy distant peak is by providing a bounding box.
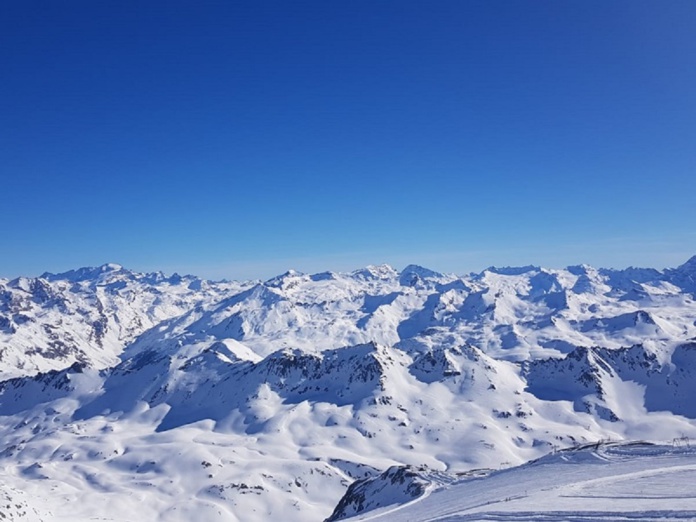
[676,255,696,272]
[351,264,398,280]
[400,264,443,279]
[40,262,128,282]
[482,264,540,276]
[566,263,591,271]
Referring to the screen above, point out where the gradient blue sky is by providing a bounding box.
[2,1,695,280]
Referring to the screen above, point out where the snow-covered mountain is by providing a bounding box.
[1,258,696,521]
[0,264,246,378]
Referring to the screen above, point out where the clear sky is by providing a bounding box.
[2,1,695,280]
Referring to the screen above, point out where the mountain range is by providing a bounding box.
[1,257,696,520]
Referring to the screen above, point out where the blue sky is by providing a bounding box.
[2,1,695,280]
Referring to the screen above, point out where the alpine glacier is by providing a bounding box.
[1,258,696,521]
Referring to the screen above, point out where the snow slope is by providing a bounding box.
[333,442,696,521]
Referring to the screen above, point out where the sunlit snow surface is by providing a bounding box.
[1,260,696,520]
[339,442,696,521]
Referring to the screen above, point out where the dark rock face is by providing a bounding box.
[325,465,436,521]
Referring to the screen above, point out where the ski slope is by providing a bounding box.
[338,442,696,521]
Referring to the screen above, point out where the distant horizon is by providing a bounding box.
[5,248,695,282]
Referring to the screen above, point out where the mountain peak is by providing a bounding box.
[676,255,696,272]
[40,262,129,282]
[400,264,443,278]
[351,264,398,280]
[483,264,540,276]
[264,269,306,289]
[101,262,123,271]
[399,264,445,287]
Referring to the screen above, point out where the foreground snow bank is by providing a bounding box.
[339,441,696,521]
